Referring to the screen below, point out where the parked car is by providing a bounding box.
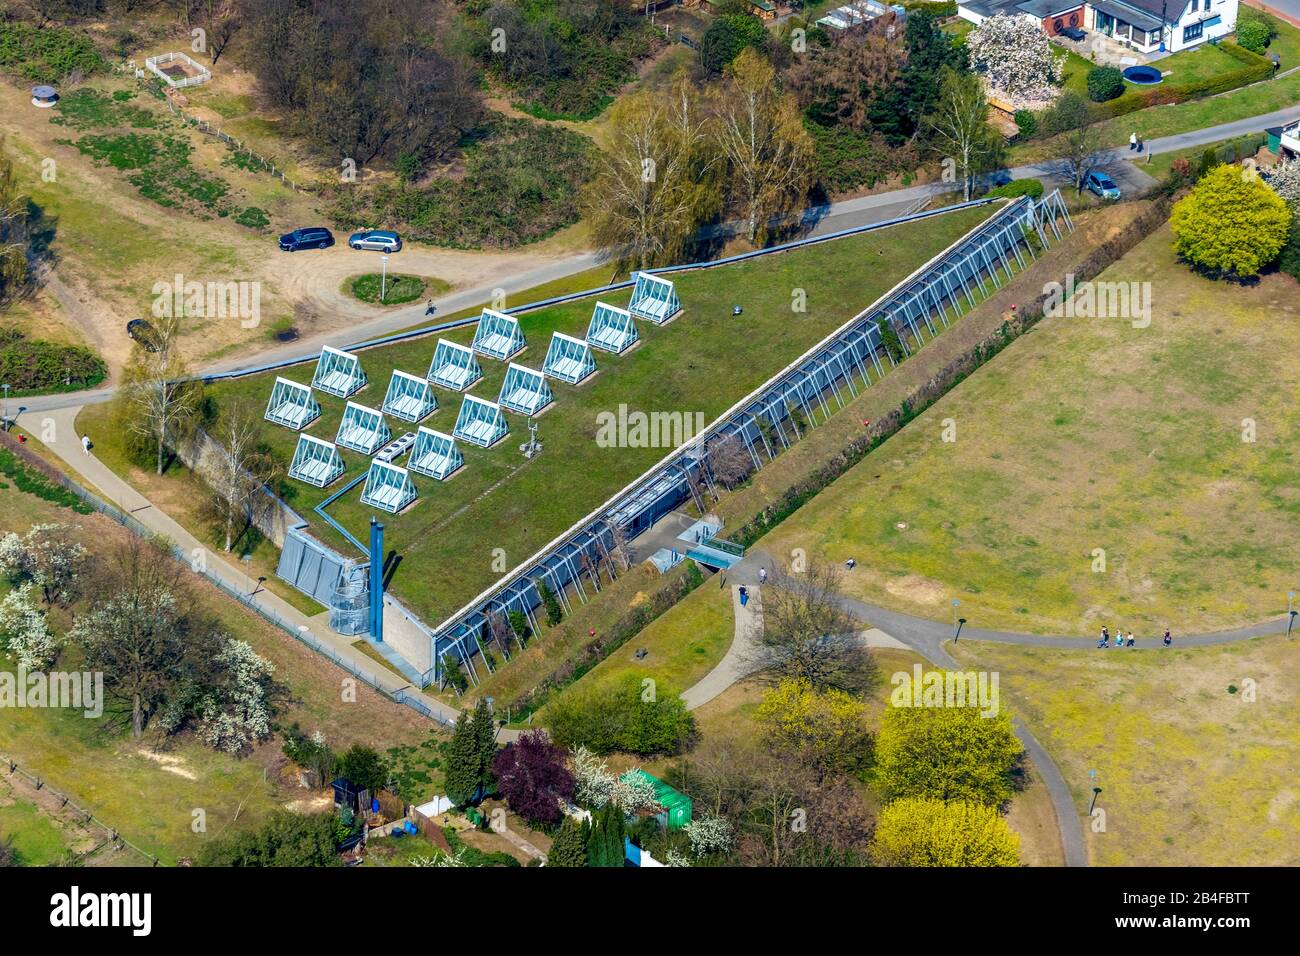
[1060,26,1086,41]
[279,227,335,251]
[126,318,161,352]
[1084,171,1121,200]
[348,229,402,252]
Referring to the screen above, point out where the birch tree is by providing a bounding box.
[585,72,722,271]
[0,140,28,303]
[925,67,1003,201]
[202,403,280,553]
[122,315,201,475]
[713,48,815,245]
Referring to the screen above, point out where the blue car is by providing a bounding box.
[1084,171,1121,200]
[279,227,334,251]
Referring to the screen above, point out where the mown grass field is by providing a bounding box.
[954,636,1300,865]
[761,224,1300,636]
[198,205,996,627]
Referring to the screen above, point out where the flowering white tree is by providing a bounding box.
[967,14,1064,107]
[571,746,662,812]
[663,849,692,867]
[195,639,276,754]
[0,584,58,668]
[1264,159,1300,204]
[0,523,87,606]
[684,813,734,858]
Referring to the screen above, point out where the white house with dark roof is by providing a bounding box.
[958,0,1238,54]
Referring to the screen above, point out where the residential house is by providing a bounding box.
[958,0,1238,54]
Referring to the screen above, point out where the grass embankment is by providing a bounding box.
[954,635,1300,865]
[760,223,1300,635]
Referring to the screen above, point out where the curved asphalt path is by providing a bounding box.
[700,551,1292,868]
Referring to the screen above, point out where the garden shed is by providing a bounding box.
[620,769,692,830]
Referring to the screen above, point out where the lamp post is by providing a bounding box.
[954,617,967,642]
[1,383,9,431]
[1090,787,1103,814]
[380,254,389,305]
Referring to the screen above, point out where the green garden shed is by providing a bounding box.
[622,770,692,830]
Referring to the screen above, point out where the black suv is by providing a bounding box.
[279,227,335,252]
[126,318,161,352]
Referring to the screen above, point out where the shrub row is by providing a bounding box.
[0,436,94,514]
[0,23,103,82]
[0,331,107,394]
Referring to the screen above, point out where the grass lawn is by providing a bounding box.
[538,575,736,715]
[759,222,1300,636]
[953,635,1300,865]
[194,204,996,628]
[0,781,74,866]
[346,273,450,306]
[0,471,435,864]
[1056,45,1100,99]
[1153,41,1245,85]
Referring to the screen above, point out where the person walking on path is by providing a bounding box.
[1126,632,1136,648]
[81,434,91,455]
[1130,131,1138,151]
[424,300,437,316]
[758,567,767,585]
[739,584,749,607]
[1163,627,1172,647]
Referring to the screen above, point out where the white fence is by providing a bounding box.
[145,51,211,89]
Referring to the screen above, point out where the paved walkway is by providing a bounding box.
[691,552,1294,868]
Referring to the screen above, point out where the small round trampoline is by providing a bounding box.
[1123,65,1163,85]
[31,85,58,108]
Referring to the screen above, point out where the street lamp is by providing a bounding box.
[379,255,390,305]
[1089,787,1103,814]
[1288,592,1297,638]
[954,617,967,642]
[1,383,9,431]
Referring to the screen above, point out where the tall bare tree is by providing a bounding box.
[706,434,753,490]
[713,48,815,244]
[746,560,878,694]
[122,315,201,476]
[201,402,281,553]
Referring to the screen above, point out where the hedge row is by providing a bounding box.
[0,330,107,394]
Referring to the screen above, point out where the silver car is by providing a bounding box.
[348,229,403,252]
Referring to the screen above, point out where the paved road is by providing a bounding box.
[15,98,1300,425]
